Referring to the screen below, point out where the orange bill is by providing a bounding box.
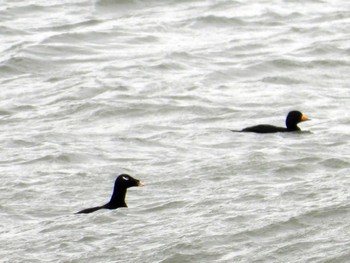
[301,115,309,121]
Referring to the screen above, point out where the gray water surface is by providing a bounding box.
[1,0,349,262]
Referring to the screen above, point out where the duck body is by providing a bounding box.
[242,124,291,133]
[77,174,143,214]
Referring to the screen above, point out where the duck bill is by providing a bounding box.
[301,115,309,121]
[137,183,144,187]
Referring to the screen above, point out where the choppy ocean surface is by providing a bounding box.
[1,0,350,262]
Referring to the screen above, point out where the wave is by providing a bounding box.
[182,15,245,28]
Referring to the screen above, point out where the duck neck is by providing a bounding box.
[287,123,300,131]
[105,187,128,209]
